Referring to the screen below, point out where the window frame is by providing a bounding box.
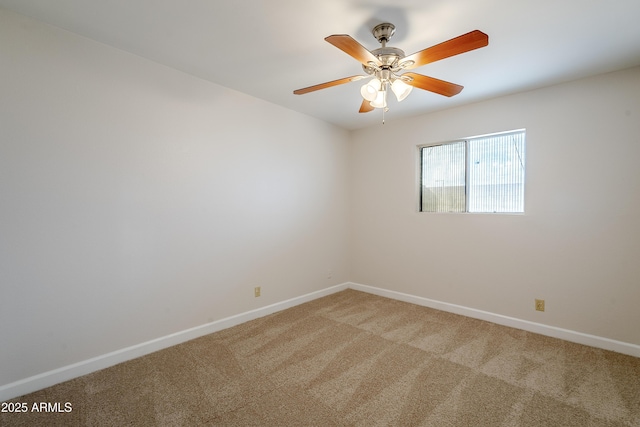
[417,129,526,214]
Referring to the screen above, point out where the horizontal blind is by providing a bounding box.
[421,142,465,212]
[467,131,525,213]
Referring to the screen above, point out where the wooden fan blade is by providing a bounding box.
[325,35,381,67]
[359,99,374,113]
[293,75,364,95]
[402,30,488,69]
[403,72,464,97]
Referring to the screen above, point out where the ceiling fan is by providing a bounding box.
[293,23,488,115]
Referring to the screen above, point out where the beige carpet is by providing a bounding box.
[2,289,640,426]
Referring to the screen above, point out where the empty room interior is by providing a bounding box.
[1,1,639,425]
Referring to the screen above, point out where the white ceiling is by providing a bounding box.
[2,0,640,130]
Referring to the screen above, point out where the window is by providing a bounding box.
[420,130,525,213]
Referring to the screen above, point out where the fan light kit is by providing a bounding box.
[294,23,489,122]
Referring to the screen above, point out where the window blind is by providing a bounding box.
[420,130,525,213]
[467,131,525,213]
[421,141,466,212]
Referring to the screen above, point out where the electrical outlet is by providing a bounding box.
[535,299,545,312]
[254,286,261,297]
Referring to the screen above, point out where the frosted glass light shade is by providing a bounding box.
[370,89,387,108]
[391,79,413,102]
[360,78,380,102]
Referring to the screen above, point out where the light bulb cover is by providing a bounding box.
[370,89,387,108]
[391,79,413,102]
[360,78,381,102]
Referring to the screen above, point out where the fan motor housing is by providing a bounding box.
[362,46,406,75]
[373,47,405,65]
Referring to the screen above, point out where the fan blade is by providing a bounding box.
[325,35,381,67]
[293,75,365,95]
[401,30,488,69]
[403,72,463,97]
[359,99,374,113]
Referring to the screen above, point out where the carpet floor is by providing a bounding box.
[2,289,639,426]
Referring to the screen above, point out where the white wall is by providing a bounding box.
[350,66,640,347]
[0,9,350,388]
[2,5,640,399]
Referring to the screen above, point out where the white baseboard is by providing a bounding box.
[3,281,638,402]
[347,282,640,358]
[0,283,349,402]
